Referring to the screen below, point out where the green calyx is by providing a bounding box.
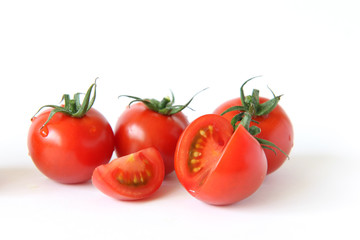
[221,76,288,158]
[32,80,97,129]
[221,76,281,130]
[119,88,207,116]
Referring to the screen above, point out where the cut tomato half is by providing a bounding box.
[92,147,165,200]
[175,114,267,205]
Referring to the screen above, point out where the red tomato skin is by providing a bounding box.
[92,147,165,200]
[28,108,115,184]
[175,114,267,206]
[114,102,189,176]
[194,124,267,205]
[213,97,294,174]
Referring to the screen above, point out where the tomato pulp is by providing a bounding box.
[214,97,294,174]
[175,114,267,205]
[28,108,115,184]
[92,147,165,200]
[114,102,189,176]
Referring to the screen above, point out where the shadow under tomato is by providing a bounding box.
[101,171,182,203]
[0,165,96,195]
[121,171,181,203]
[0,166,44,193]
[218,153,342,209]
[149,172,182,199]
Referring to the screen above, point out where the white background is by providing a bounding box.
[1,0,359,239]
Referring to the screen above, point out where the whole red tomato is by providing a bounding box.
[175,114,267,205]
[213,79,294,174]
[28,82,115,184]
[114,101,188,176]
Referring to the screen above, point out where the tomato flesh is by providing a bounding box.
[186,124,232,192]
[175,114,267,205]
[111,152,153,186]
[92,147,165,201]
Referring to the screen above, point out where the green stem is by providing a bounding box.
[225,76,289,158]
[119,88,207,116]
[32,80,98,129]
[239,112,252,131]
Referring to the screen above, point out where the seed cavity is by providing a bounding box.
[188,125,215,173]
[190,159,199,164]
[116,156,153,186]
[117,173,124,183]
[208,125,213,134]
[195,144,203,149]
[133,176,138,184]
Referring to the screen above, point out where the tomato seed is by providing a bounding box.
[127,154,135,162]
[140,173,145,183]
[199,130,207,138]
[117,173,124,183]
[195,144,203,149]
[114,159,153,186]
[193,152,201,157]
[208,125,213,134]
[190,159,200,164]
[133,176,138,184]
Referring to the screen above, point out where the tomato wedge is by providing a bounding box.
[174,114,267,205]
[92,147,165,200]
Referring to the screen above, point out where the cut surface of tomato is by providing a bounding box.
[175,114,267,205]
[92,147,165,201]
[176,116,233,193]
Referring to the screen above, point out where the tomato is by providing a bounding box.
[213,97,294,174]
[28,82,115,184]
[114,102,189,176]
[92,147,165,200]
[28,108,115,184]
[174,114,267,206]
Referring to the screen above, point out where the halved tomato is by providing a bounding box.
[175,114,267,205]
[92,147,165,200]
